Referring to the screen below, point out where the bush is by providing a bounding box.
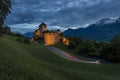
[67,35,120,62]
[68,41,76,49]
[76,45,86,55]
[76,40,98,57]
[68,36,82,49]
[69,36,82,46]
[100,43,120,62]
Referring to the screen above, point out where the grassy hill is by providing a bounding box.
[0,35,120,80]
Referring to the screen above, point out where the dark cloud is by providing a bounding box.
[5,0,120,28]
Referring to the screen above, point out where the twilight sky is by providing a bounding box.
[5,0,120,33]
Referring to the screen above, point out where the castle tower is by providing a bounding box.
[39,22,47,32]
[39,22,47,38]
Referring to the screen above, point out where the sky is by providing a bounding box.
[5,0,120,33]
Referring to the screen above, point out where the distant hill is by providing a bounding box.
[64,17,120,41]
[23,32,33,38]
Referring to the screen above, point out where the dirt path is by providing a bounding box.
[46,46,101,64]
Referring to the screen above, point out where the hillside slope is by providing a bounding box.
[0,35,120,80]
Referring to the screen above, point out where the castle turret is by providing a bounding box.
[38,22,47,38]
[39,22,47,32]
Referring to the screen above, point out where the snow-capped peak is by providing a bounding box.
[95,18,116,25]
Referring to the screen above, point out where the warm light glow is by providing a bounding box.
[63,38,69,45]
[42,26,47,31]
[44,33,60,45]
[32,23,69,45]
[36,30,41,36]
[30,38,34,42]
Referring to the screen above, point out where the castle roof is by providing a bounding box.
[43,30,60,34]
[39,22,47,27]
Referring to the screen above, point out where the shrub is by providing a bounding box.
[100,42,120,62]
[76,45,86,55]
[69,36,82,46]
[68,36,82,49]
[68,41,76,49]
[76,40,98,56]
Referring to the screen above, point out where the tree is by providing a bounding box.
[68,36,82,48]
[99,35,120,62]
[2,25,11,34]
[111,35,120,45]
[0,0,11,33]
[68,40,76,49]
[100,43,120,62]
[76,40,98,56]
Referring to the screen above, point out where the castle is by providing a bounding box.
[31,23,69,45]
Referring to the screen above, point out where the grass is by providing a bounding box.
[0,35,120,80]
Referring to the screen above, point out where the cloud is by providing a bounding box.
[9,23,67,34]
[5,0,120,29]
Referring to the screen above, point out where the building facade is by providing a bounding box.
[32,23,69,45]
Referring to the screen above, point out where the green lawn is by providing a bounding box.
[0,35,120,80]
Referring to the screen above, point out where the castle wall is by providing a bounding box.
[44,33,60,45]
[33,29,41,40]
[33,23,69,45]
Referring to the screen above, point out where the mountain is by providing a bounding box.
[95,18,116,25]
[23,32,33,38]
[64,17,120,41]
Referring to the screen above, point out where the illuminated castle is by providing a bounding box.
[32,23,69,45]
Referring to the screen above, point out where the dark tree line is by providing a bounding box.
[100,35,120,62]
[67,35,120,63]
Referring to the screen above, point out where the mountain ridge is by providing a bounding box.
[64,17,120,41]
